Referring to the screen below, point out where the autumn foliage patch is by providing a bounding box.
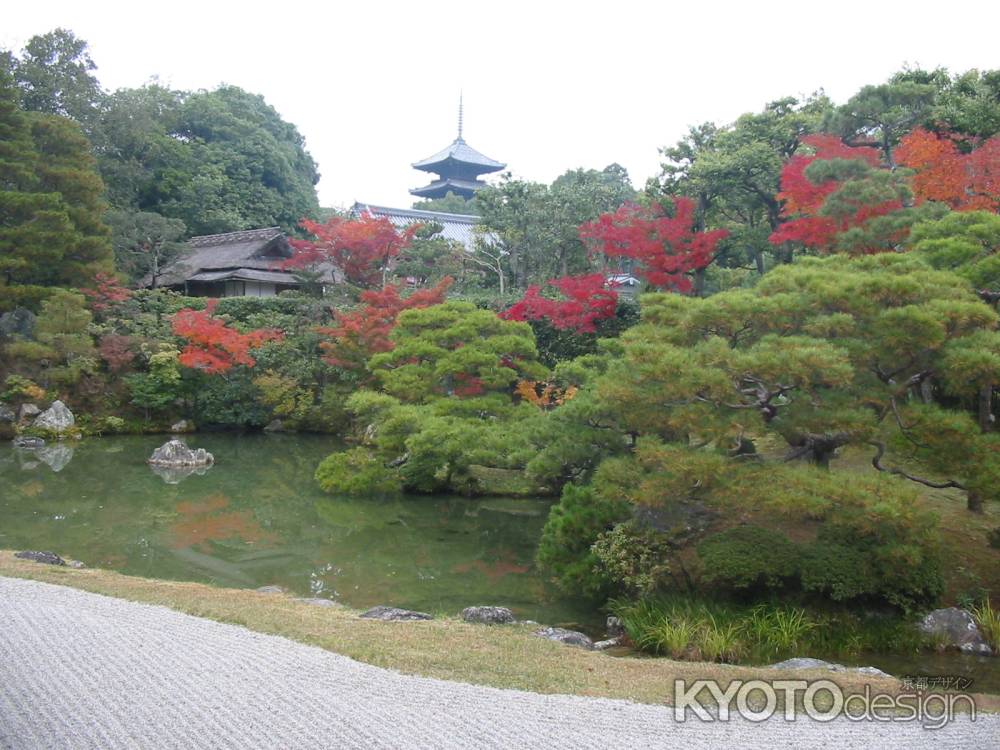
[287,215,419,289]
[896,128,1000,212]
[318,277,452,374]
[579,197,728,293]
[172,300,282,374]
[502,273,617,334]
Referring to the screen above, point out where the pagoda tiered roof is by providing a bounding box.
[411,137,506,175]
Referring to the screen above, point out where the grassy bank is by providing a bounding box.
[8,551,992,711]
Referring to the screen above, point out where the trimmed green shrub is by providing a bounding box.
[800,542,878,601]
[536,483,629,598]
[697,525,799,591]
[315,447,402,496]
[591,522,675,597]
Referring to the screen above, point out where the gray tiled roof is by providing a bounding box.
[351,202,483,253]
[411,137,505,174]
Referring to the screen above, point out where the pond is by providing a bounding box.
[0,433,595,627]
[4,433,999,693]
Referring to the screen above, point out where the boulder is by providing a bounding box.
[18,403,41,423]
[12,435,45,449]
[767,658,891,677]
[263,419,285,433]
[360,606,433,621]
[461,606,516,625]
[14,550,66,566]
[919,607,993,656]
[255,585,286,594]
[532,627,594,650]
[170,419,193,434]
[606,615,625,638]
[593,637,623,650]
[32,400,75,434]
[148,439,214,467]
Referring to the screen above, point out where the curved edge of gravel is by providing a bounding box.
[2,576,998,749]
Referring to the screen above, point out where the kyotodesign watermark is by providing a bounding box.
[673,678,976,729]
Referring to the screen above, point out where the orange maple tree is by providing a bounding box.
[172,300,282,374]
[895,128,1000,212]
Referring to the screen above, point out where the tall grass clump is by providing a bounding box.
[610,596,933,665]
[970,597,1000,651]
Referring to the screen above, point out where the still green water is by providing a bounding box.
[4,433,998,692]
[0,434,595,626]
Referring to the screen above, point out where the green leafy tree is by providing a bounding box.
[411,191,479,215]
[125,348,183,420]
[6,28,103,130]
[97,84,319,233]
[105,208,186,286]
[825,73,941,166]
[651,96,830,277]
[475,165,634,289]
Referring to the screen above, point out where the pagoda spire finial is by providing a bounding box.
[457,92,464,141]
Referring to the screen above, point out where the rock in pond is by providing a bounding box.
[593,637,623,651]
[14,551,66,566]
[148,439,214,467]
[360,606,433,621]
[170,419,193,433]
[767,658,892,677]
[18,403,40,423]
[532,627,594,650]
[263,419,285,433]
[12,435,45,449]
[919,607,993,656]
[32,400,75,434]
[461,606,515,625]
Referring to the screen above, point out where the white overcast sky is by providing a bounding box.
[5,1,1000,210]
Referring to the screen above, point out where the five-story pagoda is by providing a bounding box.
[410,98,506,200]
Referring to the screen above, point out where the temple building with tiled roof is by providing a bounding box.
[409,98,505,200]
[350,202,481,252]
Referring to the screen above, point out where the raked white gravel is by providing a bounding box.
[0,576,996,749]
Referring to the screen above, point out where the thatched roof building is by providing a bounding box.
[152,227,338,297]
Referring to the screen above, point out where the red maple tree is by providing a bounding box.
[318,277,452,374]
[579,198,728,293]
[768,134,889,252]
[895,128,1000,212]
[81,272,132,314]
[502,273,618,334]
[172,300,283,374]
[286,215,419,289]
